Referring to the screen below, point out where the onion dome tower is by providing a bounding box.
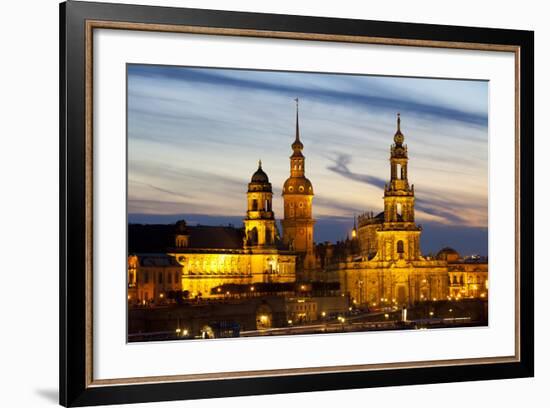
[244,160,276,249]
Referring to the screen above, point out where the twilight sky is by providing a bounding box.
[127,64,489,256]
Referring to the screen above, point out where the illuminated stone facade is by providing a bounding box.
[128,107,487,309]
[282,99,316,276]
[127,254,182,305]
[439,248,489,299]
[129,163,296,304]
[326,115,449,307]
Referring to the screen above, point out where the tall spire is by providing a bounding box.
[292,98,304,153]
[397,112,401,132]
[295,97,300,143]
[394,112,404,145]
[258,159,262,169]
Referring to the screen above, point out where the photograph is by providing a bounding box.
[126,64,489,342]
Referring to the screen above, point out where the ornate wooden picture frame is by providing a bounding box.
[60,1,534,406]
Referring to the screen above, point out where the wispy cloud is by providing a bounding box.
[127,64,489,249]
[326,152,387,189]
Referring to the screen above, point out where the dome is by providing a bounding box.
[250,160,270,183]
[283,177,314,195]
[251,167,269,183]
[437,247,460,261]
[394,130,404,145]
[292,138,303,151]
[248,161,272,192]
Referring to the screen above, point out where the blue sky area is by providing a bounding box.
[127,64,489,256]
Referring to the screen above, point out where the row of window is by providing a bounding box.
[141,270,180,285]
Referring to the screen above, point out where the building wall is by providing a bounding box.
[373,230,422,262]
[448,262,489,299]
[281,194,316,271]
[128,252,297,300]
[357,221,380,258]
[132,261,182,305]
[329,260,449,307]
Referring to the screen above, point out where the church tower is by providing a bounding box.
[244,161,277,249]
[282,99,316,271]
[376,114,422,262]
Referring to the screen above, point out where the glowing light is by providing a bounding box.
[351,229,357,238]
[250,286,255,292]
[429,311,434,316]
[182,329,189,336]
[384,314,389,319]
[160,293,164,299]
[176,328,181,334]
[288,320,293,325]
[349,307,353,311]
[321,311,326,317]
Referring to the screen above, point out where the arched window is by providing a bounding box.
[397,240,404,253]
[252,199,258,210]
[396,163,401,179]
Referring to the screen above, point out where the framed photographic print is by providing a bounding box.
[59,1,534,406]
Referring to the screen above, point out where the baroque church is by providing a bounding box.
[321,114,450,306]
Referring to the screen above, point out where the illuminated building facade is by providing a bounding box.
[325,115,449,306]
[128,107,487,310]
[129,163,296,304]
[439,248,489,299]
[282,99,316,276]
[127,254,182,305]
